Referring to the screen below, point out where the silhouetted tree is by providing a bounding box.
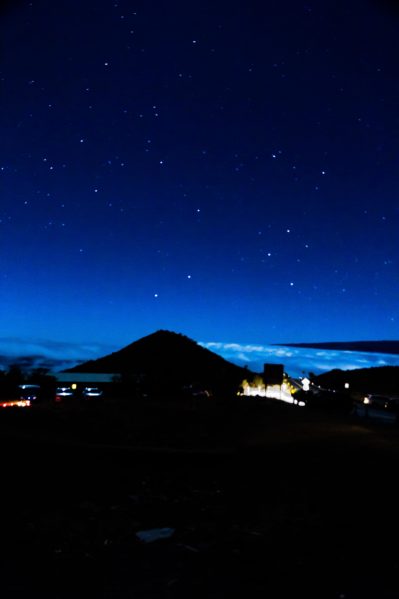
[0,365,25,398]
[28,368,57,400]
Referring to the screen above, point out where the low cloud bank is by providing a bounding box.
[2,337,399,378]
[0,338,118,373]
[200,342,399,377]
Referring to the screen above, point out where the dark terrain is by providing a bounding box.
[280,340,399,355]
[1,398,399,598]
[314,365,399,395]
[65,330,251,397]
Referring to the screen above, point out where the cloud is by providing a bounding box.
[199,341,399,377]
[2,336,399,378]
[0,337,118,372]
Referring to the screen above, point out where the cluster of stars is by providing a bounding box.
[0,0,396,344]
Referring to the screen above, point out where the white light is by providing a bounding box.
[363,397,370,405]
[239,382,303,406]
[344,383,350,389]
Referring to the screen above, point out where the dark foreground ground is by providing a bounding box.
[1,398,399,598]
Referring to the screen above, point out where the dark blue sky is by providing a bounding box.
[0,0,398,349]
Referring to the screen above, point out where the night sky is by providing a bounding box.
[1,0,398,353]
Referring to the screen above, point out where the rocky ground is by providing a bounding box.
[0,399,398,598]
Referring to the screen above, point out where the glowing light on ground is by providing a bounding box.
[238,377,304,405]
[1,400,31,408]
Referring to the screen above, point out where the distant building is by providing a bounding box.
[55,372,118,393]
[263,363,284,386]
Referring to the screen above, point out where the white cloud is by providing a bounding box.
[1,337,399,378]
[199,341,399,377]
[0,337,118,372]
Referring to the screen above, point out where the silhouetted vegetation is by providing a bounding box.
[28,368,57,400]
[0,365,56,400]
[0,365,24,398]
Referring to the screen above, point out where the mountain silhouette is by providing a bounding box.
[314,365,399,395]
[65,330,251,396]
